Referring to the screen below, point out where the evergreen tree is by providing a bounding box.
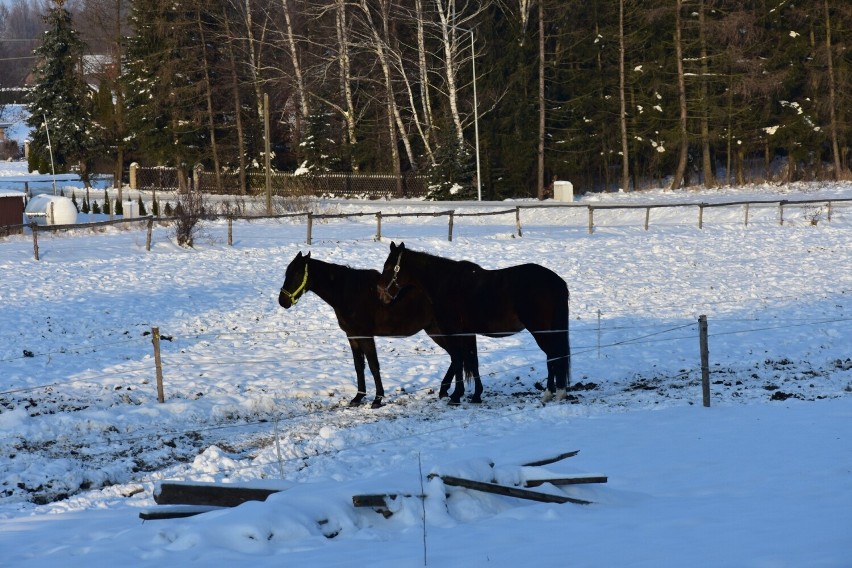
[299,107,345,173]
[426,130,478,200]
[25,0,96,186]
[123,0,211,178]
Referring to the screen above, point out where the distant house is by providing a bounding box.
[0,123,13,142]
[0,190,26,234]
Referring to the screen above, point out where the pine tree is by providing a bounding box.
[299,107,345,173]
[123,0,209,176]
[426,130,477,201]
[26,0,96,187]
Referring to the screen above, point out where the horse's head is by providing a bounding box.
[279,251,311,308]
[377,242,407,304]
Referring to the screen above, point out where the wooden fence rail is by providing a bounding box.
[2,197,851,260]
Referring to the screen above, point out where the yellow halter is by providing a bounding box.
[281,262,309,305]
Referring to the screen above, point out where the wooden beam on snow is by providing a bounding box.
[437,475,592,505]
[154,482,284,507]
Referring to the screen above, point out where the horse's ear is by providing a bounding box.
[296,251,303,258]
[398,242,406,250]
[305,251,311,259]
[390,241,397,251]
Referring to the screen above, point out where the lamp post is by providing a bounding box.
[42,115,57,195]
[450,25,482,201]
[468,28,482,202]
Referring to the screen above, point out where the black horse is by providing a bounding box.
[377,242,571,402]
[278,251,477,407]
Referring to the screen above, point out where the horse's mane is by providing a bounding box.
[407,247,482,271]
[312,256,378,277]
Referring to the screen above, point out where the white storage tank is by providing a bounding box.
[123,199,139,219]
[24,194,78,226]
[553,180,574,202]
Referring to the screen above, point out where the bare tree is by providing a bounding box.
[618,0,630,192]
[670,0,689,190]
[697,0,715,187]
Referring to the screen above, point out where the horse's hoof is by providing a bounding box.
[555,389,568,401]
[348,395,366,407]
[469,395,482,404]
[371,398,384,409]
[541,390,555,403]
[448,398,462,406]
[438,390,449,399]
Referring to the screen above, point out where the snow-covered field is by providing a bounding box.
[1,160,850,567]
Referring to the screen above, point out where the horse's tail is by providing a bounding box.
[462,345,479,386]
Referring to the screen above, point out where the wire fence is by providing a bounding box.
[2,299,850,486]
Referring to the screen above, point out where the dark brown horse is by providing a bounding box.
[278,251,477,407]
[377,242,571,402]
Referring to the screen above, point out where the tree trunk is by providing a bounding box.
[283,0,309,120]
[223,13,248,195]
[670,0,689,190]
[243,0,265,122]
[537,0,546,199]
[698,0,715,187]
[197,7,222,192]
[415,0,436,160]
[618,0,630,192]
[824,0,842,178]
[335,0,357,168]
[435,0,466,147]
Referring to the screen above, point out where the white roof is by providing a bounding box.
[0,190,26,199]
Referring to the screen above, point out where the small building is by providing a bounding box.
[0,190,26,235]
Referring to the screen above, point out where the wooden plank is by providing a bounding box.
[524,475,607,488]
[139,505,224,521]
[521,451,580,467]
[154,482,284,507]
[352,494,397,508]
[438,475,592,506]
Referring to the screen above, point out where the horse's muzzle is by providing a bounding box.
[377,284,396,305]
[278,290,295,308]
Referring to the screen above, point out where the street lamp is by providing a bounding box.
[450,25,482,201]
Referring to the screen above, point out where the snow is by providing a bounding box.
[1,159,851,567]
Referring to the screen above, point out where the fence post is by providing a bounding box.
[699,315,710,407]
[306,212,313,245]
[744,203,750,227]
[779,201,786,226]
[597,309,602,359]
[264,93,272,215]
[146,216,154,251]
[448,211,454,242]
[587,206,594,234]
[30,222,39,261]
[644,207,650,231]
[698,204,705,229]
[227,216,233,246]
[827,201,832,222]
[152,326,165,403]
[376,211,382,241]
[129,162,139,190]
[515,206,522,237]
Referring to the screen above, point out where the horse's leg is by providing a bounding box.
[465,338,483,404]
[347,338,368,406]
[426,330,459,399]
[447,349,465,405]
[531,331,569,402]
[360,339,385,408]
[438,356,457,399]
